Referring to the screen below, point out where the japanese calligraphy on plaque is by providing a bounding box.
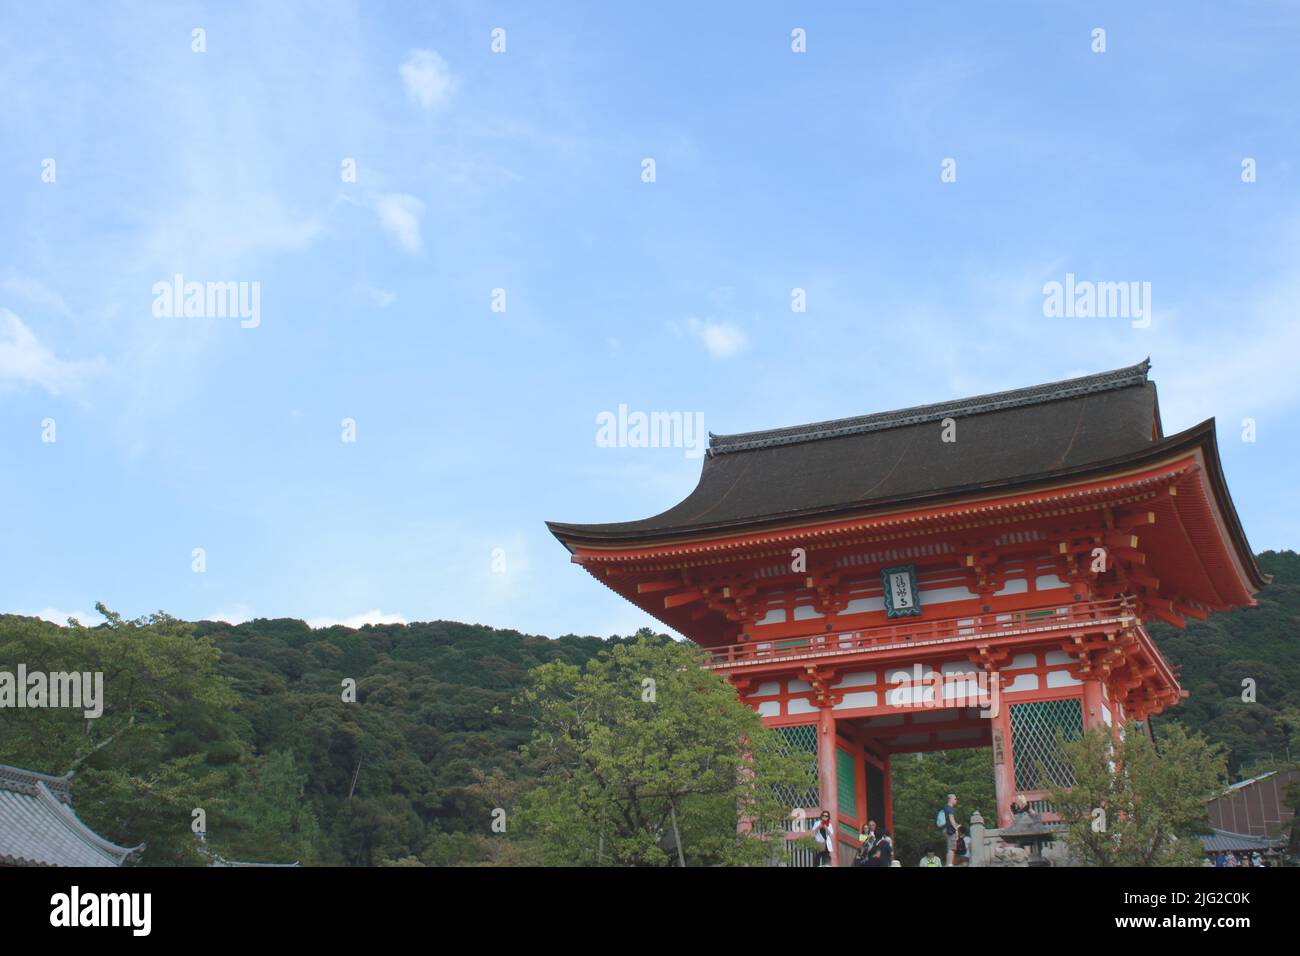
[881,564,922,619]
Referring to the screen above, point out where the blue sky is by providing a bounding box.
[2,1,1298,638]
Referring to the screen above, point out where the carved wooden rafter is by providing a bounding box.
[969,643,1013,673]
[963,547,1004,604]
[803,665,842,707]
[805,560,848,616]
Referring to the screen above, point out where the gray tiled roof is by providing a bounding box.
[1200,828,1284,853]
[196,833,299,867]
[0,764,141,867]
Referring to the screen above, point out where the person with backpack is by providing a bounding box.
[811,810,835,867]
[937,793,959,866]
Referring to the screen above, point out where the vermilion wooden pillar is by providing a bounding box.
[991,694,1015,828]
[1082,679,1106,731]
[817,705,839,857]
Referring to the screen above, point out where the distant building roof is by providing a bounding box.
[1208,767,1299,839]
[195,832,299,867]
[1226,770,1277,792]
[0,764,142,867]
[1200,828,1284,853]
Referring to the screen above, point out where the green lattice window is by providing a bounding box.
[1009,698,1083,790]
[836,747,857,816]
[774,724,819,809]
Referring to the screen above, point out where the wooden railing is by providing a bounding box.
[704,596,1137,669]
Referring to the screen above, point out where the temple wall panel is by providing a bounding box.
[832,671,877,688]
[742,545,1095,643]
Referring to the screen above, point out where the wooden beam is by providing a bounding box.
[1110,546,1146,566]
[1129,569,1160,591]
[1114,509,1156,528]
[1144,602,1185,629]
[636,579,681,594]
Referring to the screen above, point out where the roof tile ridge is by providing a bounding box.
[708,359,1150,456]
[37,782,142,861]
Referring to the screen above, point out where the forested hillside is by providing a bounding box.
[0,611,633,865]
[196,618,634,865]
[1151,550,1300,776]
[0,550,1294,865]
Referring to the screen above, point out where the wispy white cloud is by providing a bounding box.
[31,608,97,627]
[0,308,106,394]
[136,192,331,277]
[202,605,257,626]
[670,316,748,359]
[1138,272,1300,431]
[306,609,408,629]
[353,283,398,307]
[375,193,424,253]
[2,275,72,318]
[400,49,458,111]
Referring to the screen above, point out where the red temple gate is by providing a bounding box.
[550,361,1267,862]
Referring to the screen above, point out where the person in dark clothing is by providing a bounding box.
[952,829,970,866]
[866,831,893,867]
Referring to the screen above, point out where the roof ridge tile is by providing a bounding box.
[708,359,1150,456]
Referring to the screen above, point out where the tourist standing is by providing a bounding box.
[853,820,878,867]
[859,819,878,851]
[953,827,970,866]
[812,810,835,868]
[939,793,959,866]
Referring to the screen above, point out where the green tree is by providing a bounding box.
[0,608,340,864]
[1049,722,1226,866]
[512,636,805,866]
[0,607,244,863]
[890,747,995,864]
[211,750,320,864]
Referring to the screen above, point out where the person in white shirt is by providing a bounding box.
[812,810,834,867]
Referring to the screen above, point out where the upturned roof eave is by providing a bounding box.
[549,417,1267,595]
[549,418,1217,546]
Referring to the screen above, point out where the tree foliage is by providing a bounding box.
[512,636,806,866]
[1152,550,1300,775]
[0,607,243,863]
[889,747,995,864]
[1049,722,1227,866]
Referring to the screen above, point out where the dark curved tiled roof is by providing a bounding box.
[709,360,1153,455]
[549,361,1163,542]
[0,764,142,867]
